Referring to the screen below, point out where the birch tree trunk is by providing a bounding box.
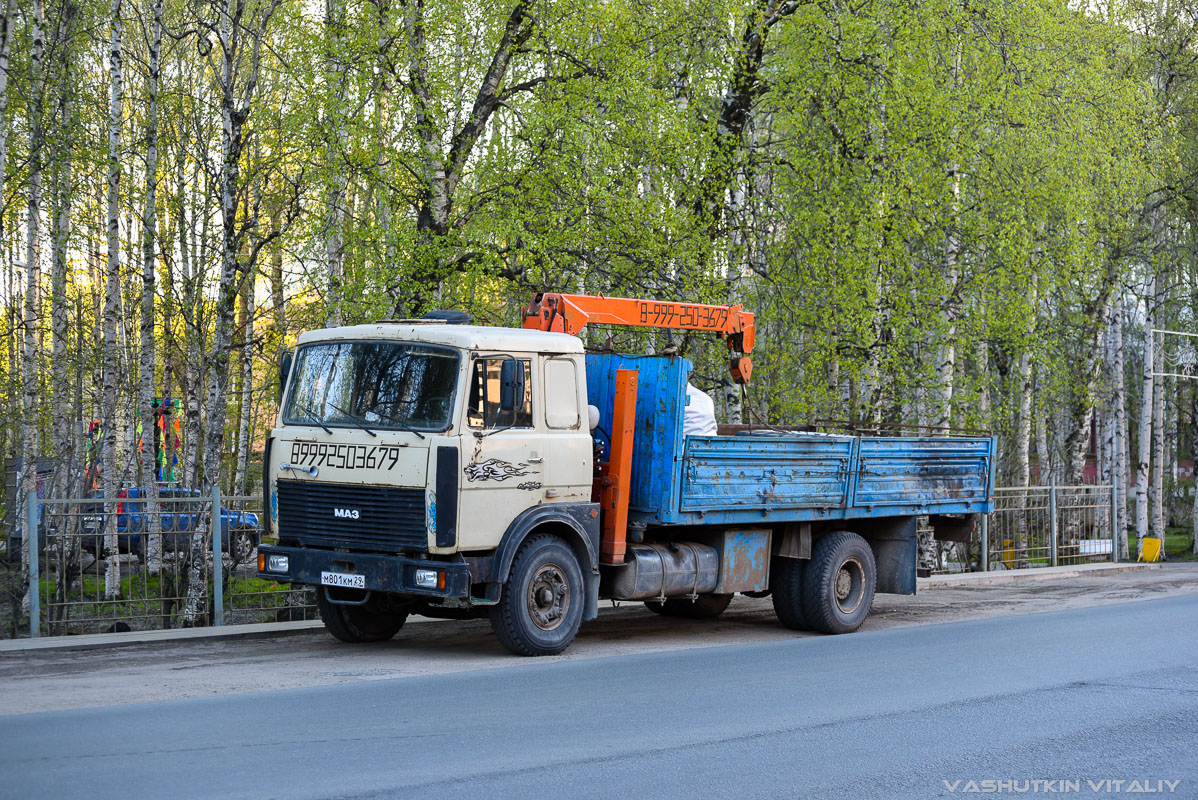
[102,0,125,599]
[139,0,164,575]
[0,0,15,259]
[1135,271,1155,555]
[1151,332,1165,541]
[49,4,76,498]
[233,273,253,496]
[1112,302,1129,559]
[1014,349,1032,562]
[324,0,347,327]
[20,0,46,618]
[1063,296,1109,488]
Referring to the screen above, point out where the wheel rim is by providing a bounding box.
[234,532,253,561]
[527,562,570,631]
[833,556,866,615]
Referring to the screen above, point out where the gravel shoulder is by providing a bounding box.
[1,563,1194,716]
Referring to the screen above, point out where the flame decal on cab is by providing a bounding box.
[464,459,531,482]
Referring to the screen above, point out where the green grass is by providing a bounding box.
[30,569,299,631]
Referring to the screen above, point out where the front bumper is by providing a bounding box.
[258,545,471,600]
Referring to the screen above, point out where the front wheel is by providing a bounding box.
[490,534,584,656]
[801,532,876,634]
[317,590,409,643]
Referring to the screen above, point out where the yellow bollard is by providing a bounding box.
[1002,539,1015,570]
[1138,537,1163,563]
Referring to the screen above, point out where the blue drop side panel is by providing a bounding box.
[585,353,689,520]
[853,437,992,512]
[679,436,855,513]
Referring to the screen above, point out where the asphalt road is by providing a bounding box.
[2,593,1196,800]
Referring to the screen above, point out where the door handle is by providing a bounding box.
[527,457,544,464]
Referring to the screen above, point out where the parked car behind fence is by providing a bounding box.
[79,487,261,559]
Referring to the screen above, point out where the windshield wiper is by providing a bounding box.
[360,399,427,440]
[325,401,377,437]
[293,404,333,435]
[384,415,426,440]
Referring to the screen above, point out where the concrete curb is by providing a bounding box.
[0,619,327,655]
[917,562,1161,590]
[0,614,453,655]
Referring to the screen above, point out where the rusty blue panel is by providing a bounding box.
[713,528,772,594]
[853,437,992,512]
[585,353,689,520]
[679,436,855,514]
[586,355,995,527]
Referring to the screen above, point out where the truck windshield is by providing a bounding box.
[283,341,460,433]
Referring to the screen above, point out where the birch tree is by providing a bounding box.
[138,0,165,574]
[21,0,47,616]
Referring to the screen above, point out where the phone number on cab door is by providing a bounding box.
[289,441,405,471]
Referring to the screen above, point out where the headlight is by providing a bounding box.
[414,569,440,588]
[266,554,289,573]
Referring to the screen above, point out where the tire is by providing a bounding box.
[317,590,408,643]
[644,593,733,619]
[801,532,876,634]
[490,534,585,656]
[770,556,810,631]
[229,530,257,562]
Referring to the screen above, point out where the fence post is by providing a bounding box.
[1110,485,1119,563]
[1049,479,1059,568]
[212,485,223,626]
[27,489,39,639]
[980,512,989,572]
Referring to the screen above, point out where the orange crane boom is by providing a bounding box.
[522,292,755,384]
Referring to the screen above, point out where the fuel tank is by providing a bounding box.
[605,542,720,600]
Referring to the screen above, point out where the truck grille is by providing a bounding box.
[276,480,428,554]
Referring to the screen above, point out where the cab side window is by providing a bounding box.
[545,357,580,429]
[467,357,533,429]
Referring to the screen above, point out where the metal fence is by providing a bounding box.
[1,482,1122,637]
[1,489,316,639]
[930,484,1118,575]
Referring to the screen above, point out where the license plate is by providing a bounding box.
[321,571,365,589]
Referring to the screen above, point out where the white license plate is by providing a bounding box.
[321,571,365,589]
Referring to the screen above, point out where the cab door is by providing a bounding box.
[457,354,545,551]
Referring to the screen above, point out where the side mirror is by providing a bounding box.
[279,351,293,398]
[499,359,525,412]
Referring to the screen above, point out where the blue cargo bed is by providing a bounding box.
[586,353,995,528]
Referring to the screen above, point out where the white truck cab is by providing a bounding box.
[260,320,602,655]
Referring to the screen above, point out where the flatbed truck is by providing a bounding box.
[258,294,994,655]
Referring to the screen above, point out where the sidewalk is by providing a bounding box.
[917,561,1160,590]
[0,562,1166,654]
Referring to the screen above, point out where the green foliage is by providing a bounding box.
[1,0,1196,490]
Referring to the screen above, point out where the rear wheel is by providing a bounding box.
[490,534,584,656]
[801,532,876,634]
[770,556,810,631]
[317,590,409,643]
[644,593,733,619]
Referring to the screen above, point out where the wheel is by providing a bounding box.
[644,593,733,619]
[490,534,584,656]
[801,532,876,634]
[317,590,409,643]
[770,556,811,631]
[229,530,257,562]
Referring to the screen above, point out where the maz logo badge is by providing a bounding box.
[333,508,361,520]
